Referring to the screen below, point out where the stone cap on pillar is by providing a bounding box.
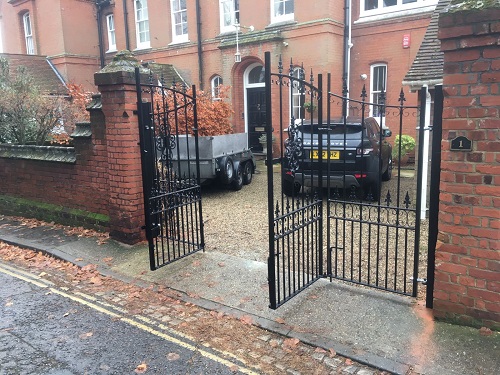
[94,50,150,86]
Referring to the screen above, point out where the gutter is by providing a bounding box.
[402,78,443,92]
[46,58,68,90]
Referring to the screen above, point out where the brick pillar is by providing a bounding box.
[94,51,148,244]
[436,4,500,328]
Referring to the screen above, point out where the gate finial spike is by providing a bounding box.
[385,190,392,206]
[278,54,283,74]
[289,58,294,76]
[399,88,406,106]
[404,192,411,208]
[309,65,314,84]
[275,201,281,217]
[361,84,367,101]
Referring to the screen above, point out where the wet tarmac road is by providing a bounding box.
[0,263,254,375]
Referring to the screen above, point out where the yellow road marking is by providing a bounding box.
[0,263,260,375]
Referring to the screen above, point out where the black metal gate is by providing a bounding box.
[265,52,441,309]
[135,68,204,271]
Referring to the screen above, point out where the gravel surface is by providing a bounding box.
[201,159,429,297]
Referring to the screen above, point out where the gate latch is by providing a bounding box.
[410,277,427,285]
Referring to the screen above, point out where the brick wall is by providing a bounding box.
[435,5,500,328]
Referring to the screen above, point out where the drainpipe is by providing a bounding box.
[96,1,106,68]
[123,0,130,51]
[343,0,352,97]
[195,0,204,89]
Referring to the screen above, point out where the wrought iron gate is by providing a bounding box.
[136,68,204,271]
[265,52,441,309]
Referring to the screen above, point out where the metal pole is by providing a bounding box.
[265,52,277,309]
[413,86,427,296]
[426,85,443,308]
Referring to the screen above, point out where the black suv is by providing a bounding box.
[282,117,392,200]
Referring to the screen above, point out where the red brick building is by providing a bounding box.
[0,0,438,145]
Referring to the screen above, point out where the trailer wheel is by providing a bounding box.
[219,156,234,185]
[242,161,253,185]
[231,165,243,191]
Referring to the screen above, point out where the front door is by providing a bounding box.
[247,87,266,152]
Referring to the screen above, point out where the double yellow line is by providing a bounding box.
[0,262,261,375]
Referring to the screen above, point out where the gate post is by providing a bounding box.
[94,50,149,244]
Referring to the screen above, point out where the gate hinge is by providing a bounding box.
[410,277,427,285]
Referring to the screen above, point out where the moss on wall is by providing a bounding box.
[0,195,109,232]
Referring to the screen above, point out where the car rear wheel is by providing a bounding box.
[283,179,301,197]
[382,157,392,181]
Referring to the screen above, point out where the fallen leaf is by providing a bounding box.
[283,337,300,349]
[314,347,327,353]
[269,340,279,348]
[166,353,180,361]
[479,327,493,336]
[275,317,286,324]
[24,252,36,260]
[63,312,70,317]
[5,300,13,307]
[102,257,113,263]
[134,362,147,373]
[90,276,103,285]
[229,364,239,372]
[329,348,337,357]
[218,262,225,267]
[345,358,353,365]
[74,258,84,262]
[239,315,253,325]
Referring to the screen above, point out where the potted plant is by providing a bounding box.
[258,133,276,154]
[303,101,316,118]
[392,134,416,165]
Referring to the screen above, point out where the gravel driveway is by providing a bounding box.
[201,159,429,296]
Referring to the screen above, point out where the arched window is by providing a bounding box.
[247,66,265,85]
[211,75,223,100]
[23,12,34,55]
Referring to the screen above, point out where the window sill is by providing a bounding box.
[106,48,117,54]
[265,19,297,30]
[355,5,436,24]
[168,39,190,46]
[134,44,151,51]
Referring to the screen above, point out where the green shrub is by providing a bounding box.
[392,134,416,159]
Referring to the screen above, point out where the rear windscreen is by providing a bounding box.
[299,124,363,135]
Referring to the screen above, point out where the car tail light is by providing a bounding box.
[354,173,367,179]
[356,147,373,155]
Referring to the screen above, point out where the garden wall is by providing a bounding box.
[435,3,500,328]
[0,102,110,229]
[0,52,148,244]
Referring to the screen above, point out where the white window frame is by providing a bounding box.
[271,0,294,24]
[219,0,239,33]
[134,0,150,49]
[359,0,438,21]
[106,14,116,52]
[171,0,189,44]
[211,75,223,100]
[23,12,34,55]
[370,64,387,119]
[290,67,305,122]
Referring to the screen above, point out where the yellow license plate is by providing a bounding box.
[311,150,340,160]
